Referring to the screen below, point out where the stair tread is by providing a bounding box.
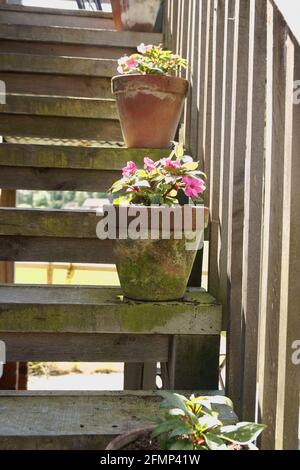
[0,285,221,335]
[0,93,118,119]
[0,52,117,77]
[0,391,237,449]
[0,23,163,48]
[0,143,169,171]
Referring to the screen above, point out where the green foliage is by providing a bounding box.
[108,142,206,206]
[152,392,265,450]
[117,44,187,76]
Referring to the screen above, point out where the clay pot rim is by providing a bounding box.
[105,425,156,450]
[112,74,189,96]
[103,204,209,230]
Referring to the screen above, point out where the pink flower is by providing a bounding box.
[122,161,137,178]
[126,57,139,70]
[144,157,156,172]
[163,158,181,170]
[137,43,153,54]
[117,55,139,73]
[183,177,206,198]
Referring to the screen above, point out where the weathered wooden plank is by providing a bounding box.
[257,3,286,450]
[0,94,117,119]
[0,144,169,171]
[203,0,215,208]
[275,33,300,451]
[0,285,222,335]
[0,40,135,60]
[0,53,117,77]
[0,24,163,48]
[241,0,266,422]
[0,166,119,192]
[0,115,122,140]
[0,4,114,29]
[1,333,169,362]
[197,0,210,169]
[0,391,237,450]
[225,0,251,417]
[1,72,112,99]
[218,0,236,329]
[208,0,226,300]
[188,0,201,159]
[0,236,114,263]
[0,208,107,239]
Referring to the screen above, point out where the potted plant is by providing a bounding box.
[103,143,207,301]
[111,0,162,32]
[112,44,188,148]
[106,392,265,450]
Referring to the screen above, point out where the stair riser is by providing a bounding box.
[0,11,114,29]
[0,96,118,119]
[0,236,114,263]
[0,166,118,192]
[1,333,169,362]
[0,54,117,77]
[1,73,113,99]
[0,41,136,59]
[0,24,162,48]
[0,115,122,140]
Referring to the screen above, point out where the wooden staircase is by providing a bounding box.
[0,3,226,449]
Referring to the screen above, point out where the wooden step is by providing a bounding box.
[0,93,118,119]
[0,23,161,59]
[0,53,117,77]
[0,391,236,450]
[0,53,117,98]
[0,115,122,140]
[0,285,221,364]
[0,4,114,29]
[0,94,121,140]
[0,207,113,263]
[0,39,135,60]
[0,144,169,191]
[0,24,162,49]
[0,72,112,99]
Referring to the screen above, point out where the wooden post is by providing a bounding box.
[225,0,251,417]
[257,3,286,449]
[241,0,266,421]
[275,33,300,450]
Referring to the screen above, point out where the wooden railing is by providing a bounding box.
[164,0,300,450]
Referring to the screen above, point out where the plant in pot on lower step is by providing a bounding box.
[112,44,188,148]
[111,0,162,32]
[106,392,265,450]
[104,143,208,301]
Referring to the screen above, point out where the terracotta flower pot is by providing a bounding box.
[111,0,162,32]
[106,426,156,450]
[112,74,189,148]
[107,205,206,301]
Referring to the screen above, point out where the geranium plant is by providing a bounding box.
[117,43,187,75]
[108,143,206,206]
[152,392,265,450]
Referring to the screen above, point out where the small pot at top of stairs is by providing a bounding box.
[111,0,162,32]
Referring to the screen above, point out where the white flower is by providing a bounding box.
[137,43,153,54]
